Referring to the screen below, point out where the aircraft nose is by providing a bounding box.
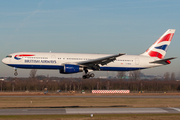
[2,58,7,64]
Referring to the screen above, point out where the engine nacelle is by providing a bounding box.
[60,64,83,74]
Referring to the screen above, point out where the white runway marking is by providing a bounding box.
[169,107,180,112]
[0,107,179,115]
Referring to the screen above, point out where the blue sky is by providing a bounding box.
[1,0,180,77]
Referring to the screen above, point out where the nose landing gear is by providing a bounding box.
[14,68,18,76]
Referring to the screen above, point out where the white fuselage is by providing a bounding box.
[2,52,162,72]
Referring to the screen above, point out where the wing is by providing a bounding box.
[77,53,125,70]
[150,57,177,64]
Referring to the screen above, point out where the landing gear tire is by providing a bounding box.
[83,75,87,79]
[82,73,94,79]
[90,73,95,78]
[82,68,95,79]
[14,72,18,76]
[14,68,18,76]
[83,75,86,79]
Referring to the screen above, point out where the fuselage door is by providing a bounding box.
[51,55,56,60]
[51,55,57,64]
[135,58,139,65]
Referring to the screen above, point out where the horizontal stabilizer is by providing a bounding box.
[150,57,177,64]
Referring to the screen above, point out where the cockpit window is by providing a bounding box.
[6,55,12,58]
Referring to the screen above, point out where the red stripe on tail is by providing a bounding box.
[148,51,163,59]
[157,33,174,44]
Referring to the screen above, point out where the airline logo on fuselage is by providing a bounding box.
[25,60,57,64]
[14,54,57,64]
[14,54,35,60]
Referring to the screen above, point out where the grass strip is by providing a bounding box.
[0,97,180,108]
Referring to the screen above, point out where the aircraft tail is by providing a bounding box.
[141,29,176,59]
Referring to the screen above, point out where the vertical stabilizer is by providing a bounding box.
[141,29,175,59]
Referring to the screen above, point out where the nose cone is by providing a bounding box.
[2,58,7,64]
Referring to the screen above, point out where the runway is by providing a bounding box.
[0,107,180,115]
[0,95,179,115]
[0,95,180,98]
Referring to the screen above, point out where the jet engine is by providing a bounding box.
[59,64,83,74]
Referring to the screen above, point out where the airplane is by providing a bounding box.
[2,29,176,79]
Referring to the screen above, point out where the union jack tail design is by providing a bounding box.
[141,29,176,59]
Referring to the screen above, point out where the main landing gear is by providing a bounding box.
[14,68,18,76]
[82,68,95,79]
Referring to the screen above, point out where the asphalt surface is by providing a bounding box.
[0,107,180,115]
[0,95,180,98]
[0,95,179,115]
